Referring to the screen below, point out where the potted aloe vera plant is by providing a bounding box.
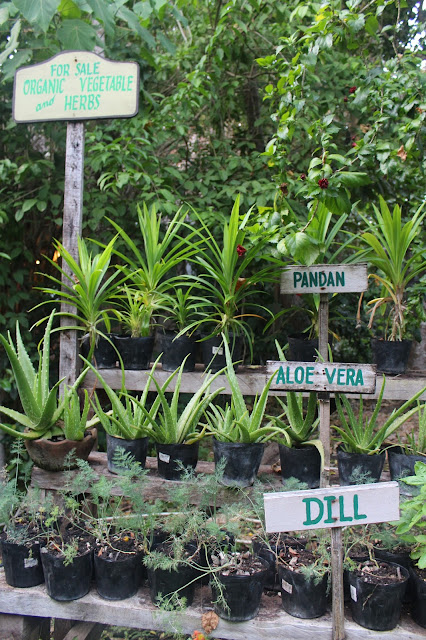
[204,337,281,487]
[0,311,98,471]
[267,343,322,488]
[84,356,166,473]
[141,357,225,480]
[334,377,426,484]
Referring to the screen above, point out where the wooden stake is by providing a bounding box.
[318,293,330,488]
[59,121,84,392]
[331,527,345,640]
[318,292,345,640]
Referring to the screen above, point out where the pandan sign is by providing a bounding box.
[280,263,368,294]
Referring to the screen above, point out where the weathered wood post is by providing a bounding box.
[59,121,85,390]
[13,51,140,388]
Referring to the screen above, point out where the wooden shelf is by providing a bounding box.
[31,452,282,504]
[82,364,426,401]
[0,571,423,640]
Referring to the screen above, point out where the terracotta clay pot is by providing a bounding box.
[25,427,97,471]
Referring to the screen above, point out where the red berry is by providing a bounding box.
[344,96,348,102]
[351,142,357,147]
[349,86,357,94]
[318,178,329,189]
[300,173,306,180]
[236,244,247,257]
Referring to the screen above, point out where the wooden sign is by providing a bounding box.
[13,51,139,123]
[280,264,368,294]
[267,361,376,394]
[264,482,399,532]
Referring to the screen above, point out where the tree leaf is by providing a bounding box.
[86,0,115,38]
[13,0,57,32]
[57,19,96,50]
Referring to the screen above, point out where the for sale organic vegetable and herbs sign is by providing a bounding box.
[13,51,139,123]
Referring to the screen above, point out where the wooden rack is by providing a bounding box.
[0,571,423,640]
[82,365,426,401]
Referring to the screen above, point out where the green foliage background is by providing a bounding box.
[0,0,424,366]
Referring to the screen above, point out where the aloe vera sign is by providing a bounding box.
[280,263,368,294]
[13,51,139,123]
[266,361,376,394]
[264,482,400,532]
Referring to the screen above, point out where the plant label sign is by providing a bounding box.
[264,482,399,532]
[266,361,376,394]
[13,51,139,123]
[280,263,368,294]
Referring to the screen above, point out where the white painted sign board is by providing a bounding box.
[280,263,368,294]
[13,51,139,123]
[267,361,377,394]
[264,482,400,532]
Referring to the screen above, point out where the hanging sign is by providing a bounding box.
[266,361,376,394]
[13,51,139,123]
[280,264,368,294]
[264,482,399,532]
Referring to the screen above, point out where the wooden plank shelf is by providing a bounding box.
[0,571,423,640]
[31,452,282,503]
[82,365,426,401]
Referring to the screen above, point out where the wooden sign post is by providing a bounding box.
[13,51,140,389]
[266,263,371,640]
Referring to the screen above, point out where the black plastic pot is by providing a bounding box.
[114,335,154,370]
[287,335,319,362]
[251,540,277,591]
[201,334,242,373]
[278,443,321,488]
[374,545,414,603]
[277,564,329,619]
[147,561,199,607]
[41,547,93,601]
[388,446,425,495]
[156,442,199,480]
[211,559,269,621]
[160,332,197,372]
[337,448,385,485]
[198,531,235,585]
[106,433,149,474]
[213,440,264,487]
[348,561,409,631]
[410,566,426,629]
[94,550,144,600]
[81,334,118,369]
[0,539,44,588]
[371,338,412,375]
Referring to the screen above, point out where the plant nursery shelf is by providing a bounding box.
[30,451,282,502]
[0,571,423,640]
[82,365,426,400]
